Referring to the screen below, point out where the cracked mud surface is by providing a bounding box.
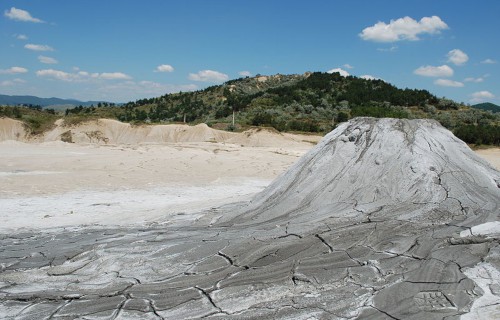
[1,118,500,319]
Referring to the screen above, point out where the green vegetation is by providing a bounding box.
[454,125,500,145]
[105,72,467,132]
[2,72,500,146]
[471,102,500,113]
[0,105,58,135]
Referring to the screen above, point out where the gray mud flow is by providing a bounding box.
[1,117,499,319]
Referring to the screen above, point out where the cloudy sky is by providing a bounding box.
[0,1,498,104]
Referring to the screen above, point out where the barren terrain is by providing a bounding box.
[0,118,499,319]
[0,118,320,232]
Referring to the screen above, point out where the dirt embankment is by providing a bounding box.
[1,117,498,170]
[0,117,322,147]
[0,118,28,141]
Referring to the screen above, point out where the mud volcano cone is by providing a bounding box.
[220,117,500,230]
[212,117,500,318]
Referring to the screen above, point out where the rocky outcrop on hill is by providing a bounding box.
[1,118,499,319]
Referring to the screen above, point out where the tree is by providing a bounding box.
[337,111,349,123]
[12,106,22,118]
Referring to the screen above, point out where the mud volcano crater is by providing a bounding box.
[1,118,499,319]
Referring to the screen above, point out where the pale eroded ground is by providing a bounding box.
[0,140,312,232]
[476,148,500,171]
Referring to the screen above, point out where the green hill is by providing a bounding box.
[471,102,500,113]
[114,72,455,132]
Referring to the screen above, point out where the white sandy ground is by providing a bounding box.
[476,148,500,171]
[0,140,315,232]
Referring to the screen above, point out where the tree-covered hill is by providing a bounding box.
[114,72,459,131]
[2,72,500,145]
[471,102,500,113]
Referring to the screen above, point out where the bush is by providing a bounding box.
[454,125,500,146]
[351,105,409,119]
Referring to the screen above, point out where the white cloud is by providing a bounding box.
[0,66,28,74]
[360,16,448,42]
[25,44,54,51]
[4,7,44,23]
[95,81,198,102]
[38,56,58,64]
[464,77,484,83]
[481,58,497,64]
[434,79,464,87]
[377,46,398,52]
[414,65,453,77]
[188,70,229,82]
[360,75,380,80]
[36,69,131,82]
[94,72,132,80]
[15,34,28,40]
[0,81,14,86]
[138,81,197,92]
[470,91,495,103]
[239,71,252,77]
[327,68,350,77]
[343,64,354,69]
[36,69,77,81]
[0,78,26,87]
[447,49,469,66]
[155,64,174,73]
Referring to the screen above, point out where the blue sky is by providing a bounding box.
[0,1,498,104]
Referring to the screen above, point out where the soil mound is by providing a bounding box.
[227,127,320,147]
[1,117,322,147]
[44,119,238,144]
[41,119,318,147]
[223,117,500,227]
[0,117,27,141]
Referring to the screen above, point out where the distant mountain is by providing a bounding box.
[0,94,109,109]
[471,102,500,113]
